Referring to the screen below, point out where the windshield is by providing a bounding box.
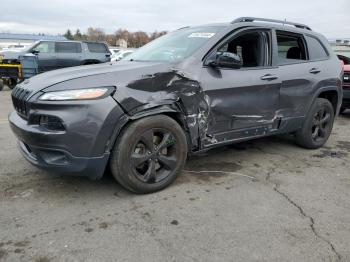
[125,26,224,62]
[22,42,37,52]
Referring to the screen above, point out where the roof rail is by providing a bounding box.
[232,17,312,31]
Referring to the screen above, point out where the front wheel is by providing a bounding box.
[110,115,188,194]
[8,78,17,89]
[296,98,335,149]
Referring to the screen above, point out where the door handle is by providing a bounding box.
[309,68,321,74]
[261,74,278,81]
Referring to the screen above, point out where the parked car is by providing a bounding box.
[2,44,28,51]
[338,55,350,113]
[111,49,135,61]
[0,40,111,74]
[109,47,121,54]
[9,17,343,193]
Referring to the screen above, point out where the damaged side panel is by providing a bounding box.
[113,68,211,151]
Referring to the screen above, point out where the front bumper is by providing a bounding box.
[9,96,126,180]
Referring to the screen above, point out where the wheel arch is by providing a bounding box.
[107,104,193,154]
[308,86,342,116]
[81,60,100,65]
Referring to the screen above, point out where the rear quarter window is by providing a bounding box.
[86,43,109,53]
[305,36,329,61]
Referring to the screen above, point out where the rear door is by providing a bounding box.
[274,30,331,118]
[55,42,83,68]
[200,28,282,146]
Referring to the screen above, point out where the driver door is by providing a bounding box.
[200,29,282,146]
[31,41,57,72]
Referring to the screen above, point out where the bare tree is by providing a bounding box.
[65,27,168,47]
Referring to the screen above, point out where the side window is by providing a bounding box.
[55,42,82,53]
[306,36,329,61]
[32,42,55,53]
[86,43,109,53]
[276,32,307,65]
[209,30,270,68]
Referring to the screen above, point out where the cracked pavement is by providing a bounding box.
[0,89,349,262]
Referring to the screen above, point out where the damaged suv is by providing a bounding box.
[9,17,343,193]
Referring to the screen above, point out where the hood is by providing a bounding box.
[0,50,25,60]
[18,60,173,94]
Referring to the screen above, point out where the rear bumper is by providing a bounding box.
[342,88,350,108]
[8,96,127,179]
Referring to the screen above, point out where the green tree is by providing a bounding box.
[64,29,74,40]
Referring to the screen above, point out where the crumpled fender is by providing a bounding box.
[112,69,211,151]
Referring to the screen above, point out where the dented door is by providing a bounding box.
[200,67,281,137]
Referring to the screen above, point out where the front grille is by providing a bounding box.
[344,72,350,83]
[11,86,32,118]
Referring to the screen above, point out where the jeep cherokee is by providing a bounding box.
[9,17,343,193]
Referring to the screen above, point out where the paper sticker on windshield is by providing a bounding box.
[188,33,215,38]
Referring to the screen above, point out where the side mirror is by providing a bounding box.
[210,52,242,69]
[31,49,40,55]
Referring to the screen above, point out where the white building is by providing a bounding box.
[0,33,66,50]
[116,39,128,49]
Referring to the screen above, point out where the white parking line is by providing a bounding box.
[0,119,8,124]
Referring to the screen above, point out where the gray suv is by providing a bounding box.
[0,40,111,73]
[9,18,343,194]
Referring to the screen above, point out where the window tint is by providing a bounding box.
[208,31,270,68]
[306,36,328,60]
[56,42,82,53]
[276,32,307,65]
[86,43,108,53]
[33,42,55,53]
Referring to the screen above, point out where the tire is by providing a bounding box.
[296,98,335,149]
[8,78,17,89]
[0,79,3,91]
[110,115,188,194]
[340,107,347,114]
[82,61,99,65]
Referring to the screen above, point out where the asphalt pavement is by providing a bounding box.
[0,89,349,262]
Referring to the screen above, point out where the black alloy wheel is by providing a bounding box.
[110,115,188,194]
[296,98,335,149]
[311,107,332,143]
[131,128,177,183]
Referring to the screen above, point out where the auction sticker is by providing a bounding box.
[188,33,215,38]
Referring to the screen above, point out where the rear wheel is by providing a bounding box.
[110,115,188,194]
[296,98,334,149]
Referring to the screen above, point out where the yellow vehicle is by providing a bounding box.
[0,53,36,91]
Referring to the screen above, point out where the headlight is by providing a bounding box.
[39,88,111,101]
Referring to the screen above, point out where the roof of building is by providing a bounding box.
[0,33,66,41]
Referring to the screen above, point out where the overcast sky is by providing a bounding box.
[0,0,349,39]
